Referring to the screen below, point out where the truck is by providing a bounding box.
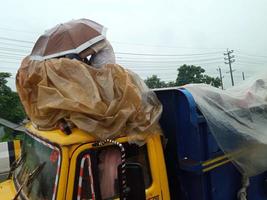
[0,88,266,200]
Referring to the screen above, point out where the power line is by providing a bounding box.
[115,51,222,57]
[236,51,267,59]
[0,26,38,35]
[118,60,223,66]
[116,53,223,59]
[236,60,265,65]
[237,55,267,60]
[112,41,226,50]
[0,30,227,51]
[117,57,223,63]
[0,36,226,53]
[0,36,34,44]
[236,56,267,63]
[124,68,178,71]
[0,41,32,49]
[0,46,31,53]
[0,56,23,61]
[0,51,25,57]
[0,60,20,64]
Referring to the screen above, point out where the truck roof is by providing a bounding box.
[26,123,98,146]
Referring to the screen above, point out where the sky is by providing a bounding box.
[1,0,267,90]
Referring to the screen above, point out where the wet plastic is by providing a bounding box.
[185,72,267,176]
[16,57,162,143]
[89,40,116,68]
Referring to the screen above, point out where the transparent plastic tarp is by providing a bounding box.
[89,40,116,68]
[16,57,162,142]
[185,72,267,176]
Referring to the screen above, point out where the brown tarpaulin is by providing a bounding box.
[16,57,162,141]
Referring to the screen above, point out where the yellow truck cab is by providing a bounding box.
[0,123,170,200]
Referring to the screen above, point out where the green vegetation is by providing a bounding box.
[0,126,24,142]
[0,72,26,123]
[144,64,222,89]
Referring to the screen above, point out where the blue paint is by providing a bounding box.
[155,88,267,200]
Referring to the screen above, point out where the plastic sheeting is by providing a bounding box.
[185,73,267,176]
[16,57,162,142]
[89,40,116,68]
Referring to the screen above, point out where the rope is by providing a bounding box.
[94,139,127,199]
[237,175,250,200]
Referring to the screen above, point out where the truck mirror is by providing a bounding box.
[118,162,146,200]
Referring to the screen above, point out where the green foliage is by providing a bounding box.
[176,65,205,85]
[176,64,221,87]
[0,72,26,123]
[144,64,221,89]
[202,75,222,88]
[144,75,167,89]
[166,81,177,87]
[0,126,24,142]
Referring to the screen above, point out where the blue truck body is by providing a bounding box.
[155,88,267,200]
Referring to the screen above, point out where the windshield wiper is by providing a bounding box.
[13,162,46,200]
[7,152,26,179]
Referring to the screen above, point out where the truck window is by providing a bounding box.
[98,146,121,199]
[97,144,152,199]
[75,154,95,200]
[15,133,60,200]
[73,143,152,200]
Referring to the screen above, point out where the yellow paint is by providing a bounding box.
[56,146,69,200]
[0,180,17,199]
[1,126,170,200]
[145,135,167,199]
[203,159,231,172]
[201,149,246,172]
[202,154,228,167]
[202,148,245,168]
[68,144,80,158]
[67,134,168,200]
[26,123,97,146]
[13,140,21,160]
[66,142,94,199]
[153,135,170,200]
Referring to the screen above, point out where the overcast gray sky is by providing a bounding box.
[1,0,267,89]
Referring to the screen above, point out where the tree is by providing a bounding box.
[202,75,221,88]
[166,81,177,87]
[176,64,221,88]
[0,72,26,123]
[144,75,167,89]
[144,65,221,89]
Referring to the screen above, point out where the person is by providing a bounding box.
[60,39,116,69]
[79,39,116,68]
[88,40,116,68]
[98,147,122,199]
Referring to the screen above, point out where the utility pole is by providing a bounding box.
[224,49,235,86]
[217,67,224,90]
[242,72,245,80]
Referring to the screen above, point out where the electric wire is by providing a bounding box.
[115,51,222,57]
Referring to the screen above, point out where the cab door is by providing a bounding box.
[66,136,167,200]
[66,144,99,200]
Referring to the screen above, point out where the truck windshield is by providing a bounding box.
[15,133,61,200]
